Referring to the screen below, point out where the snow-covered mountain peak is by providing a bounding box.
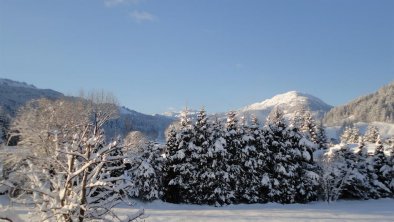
[242,91,328,112]
[239,91,332,122]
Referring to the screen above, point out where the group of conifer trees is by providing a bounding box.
[161,109,321,205]
[154,109,394,206]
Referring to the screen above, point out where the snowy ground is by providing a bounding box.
[1,195,393,222]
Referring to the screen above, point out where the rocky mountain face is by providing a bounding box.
[324,82,394,126]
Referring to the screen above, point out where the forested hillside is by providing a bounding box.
[324,82,394,126]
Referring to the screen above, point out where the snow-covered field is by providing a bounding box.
[1,195,393,222]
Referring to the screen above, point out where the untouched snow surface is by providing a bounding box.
[1,195,394,222]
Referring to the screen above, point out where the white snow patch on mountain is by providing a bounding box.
[239,91,332,123]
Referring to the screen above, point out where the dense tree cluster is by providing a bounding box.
[162,108,323,205]
[1,99,393,216]
[162,108,393,205]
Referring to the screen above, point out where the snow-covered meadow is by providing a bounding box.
[1,195,394,222]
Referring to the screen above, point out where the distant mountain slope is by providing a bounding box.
[105,107,175,142]
[0,78,64,116]
[0,78,176,142]
[323,82,394,126]
[238,91,333,122]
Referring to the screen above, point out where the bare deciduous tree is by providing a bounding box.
[8,90,119,154]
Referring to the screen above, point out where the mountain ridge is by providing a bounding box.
[2,78,393,142]
[323,82,394,126]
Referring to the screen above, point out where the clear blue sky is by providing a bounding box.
[1,0,393,114]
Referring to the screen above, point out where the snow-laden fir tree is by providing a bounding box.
[364,125,380,143]
[126,141,165,201]
[190,108,210,204]
[162,109,197,203]
[289,127,320,203]
[202,116,234,206]
[238,116,264,203]
[371,136,392,197]
[318,144,356,202]
[348,139,374,199]
[224,111,243,203]
[335,141,372,200]
[340,126,360,144]
[264,108,299,203]
[246,116,274,203]
[300,110,319,148]
[290,106,306,130]
[316,121,328,150]
[161,125,180,202]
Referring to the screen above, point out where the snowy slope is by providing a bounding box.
[238,91,333,123]
[159,91,332,126]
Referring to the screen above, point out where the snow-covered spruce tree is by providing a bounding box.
[336,141,371,200]
[126,140,165,201]
[247,118,271,203]
[224,111,243,203]
[290,107,306,130]
[201,116,234,206]
[289,128,320,203]
[350,127,360,143]
[317,145,354,202]
[264,108,298,203]
[340,126,360,144]
[162,109,197,203]
[191,108,212,204]
[340,126,352,144]
[316,121,328,150]
[238,116,264,203]
[300,111,319,149]
[161,125,180,203]
[364,125,380,143]
[371,137,392,197]
[348,139,374,200]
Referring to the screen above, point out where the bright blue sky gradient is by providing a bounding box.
[1,0,393,114]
